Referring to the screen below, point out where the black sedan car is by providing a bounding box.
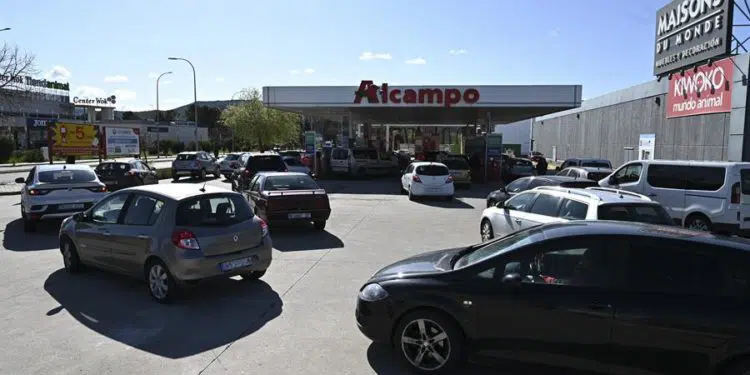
[355,220,750,374]
[95,160,158,191]
[485,175,598,208]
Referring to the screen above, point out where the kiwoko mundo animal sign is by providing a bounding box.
[666,57,733,118]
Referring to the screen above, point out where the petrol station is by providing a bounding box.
[263,80,582,181]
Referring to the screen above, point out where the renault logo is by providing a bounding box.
[233,234,239,242]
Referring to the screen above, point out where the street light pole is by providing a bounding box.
[155,71,172,158]
[168,57,199,151]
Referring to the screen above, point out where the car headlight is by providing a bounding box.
[359,283,389,301]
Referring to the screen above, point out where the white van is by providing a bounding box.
[599,159,750,235]
[330,147,395,177]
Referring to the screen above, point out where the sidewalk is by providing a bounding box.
[0,183,23,196]
[0,156,177,174]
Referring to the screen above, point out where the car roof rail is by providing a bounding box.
[585,187,650,200]
[533,186,602,201]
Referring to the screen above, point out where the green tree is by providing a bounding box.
[186,104,222,127]
[122,111,139,120]
[221,88,301,151]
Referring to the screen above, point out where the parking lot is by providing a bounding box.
[0,177,501,375]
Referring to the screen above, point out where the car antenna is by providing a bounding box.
[199,181,207,193]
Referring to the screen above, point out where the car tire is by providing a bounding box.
[60,237,84,273]
[172,175,179,182]
[199,169,207,180]
[145,259,178,303]
[445,195,454,201]
[408,188,416,201]
[314,220,326,230]
[393,309,464,374]
[214,169,221,179]
[480,219,494,242]
[685,214,712,232]
[241,269,267,281]
[23,218,36,233]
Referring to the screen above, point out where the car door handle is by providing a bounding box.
[137,235,149,239]
[514,219,523,224]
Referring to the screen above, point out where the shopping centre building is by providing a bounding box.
[532,0,750,167]
[263,81,582,155]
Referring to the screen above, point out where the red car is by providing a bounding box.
[243,172,331,230]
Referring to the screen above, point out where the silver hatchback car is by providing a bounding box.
[58,183,273,303]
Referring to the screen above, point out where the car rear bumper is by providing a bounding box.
[172,169,199,176]
[168,236,273,281]
[410,183,455,196]
[266,209,331,223]
[355,297,395,344]
[24,199,100,221]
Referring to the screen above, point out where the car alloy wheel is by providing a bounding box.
[481,220,493,242]
[687,216,711,232]
[148,263,172,302]
[400,318,451,372]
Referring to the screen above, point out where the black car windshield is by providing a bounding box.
[454,228,542,269]
[177,153,197,161]
[443,159,469,170]
[264,175,318,191]
[587,172,610,181]
[96,163,130,172]
[38,169,97,184]
[416,165,450,176]
[582,161,611,168]
[249,156,285,170]
[597,204,674,225]
[176,194,252,227]
[224,154,241,161]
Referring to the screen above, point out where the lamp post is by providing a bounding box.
[168,57,199,151]
[155,71,172,158]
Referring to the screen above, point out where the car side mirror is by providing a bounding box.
[15,177,25,184]
[495,200,507,209]
[502,273,523,289]
[555,166,561,171]
[608,176,618,185]
[150,166,157,171]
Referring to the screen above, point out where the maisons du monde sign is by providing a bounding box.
[653,0,733,76]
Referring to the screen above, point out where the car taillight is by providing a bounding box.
[258,218,269,237]
[283,168,288,172]
[27,188,49,196]
[445,176,454,184]
[412,175,422,183]
[88,186,107,193]
[171,230,200,250]
[243,169,251,176]
[732,182,741,204]
[127,171,135,176]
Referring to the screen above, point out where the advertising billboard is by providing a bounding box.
[666,57,733,118]
[653,0,733,76]
[104,127,140,156]
[354,81,480,107]
[48,122,101,156]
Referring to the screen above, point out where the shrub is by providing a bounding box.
[0,137,15,163]
[199,141,213,152]
[171,142,185,154]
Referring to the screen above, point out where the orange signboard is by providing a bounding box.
[48,122,101,156]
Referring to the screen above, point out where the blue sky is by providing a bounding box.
[0,0,712,111]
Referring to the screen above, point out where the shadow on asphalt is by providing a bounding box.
[410,196,475,209]
[270,225,344,251]
[366,343,497,375]
[3,219,61,251]
[44,269,282,359]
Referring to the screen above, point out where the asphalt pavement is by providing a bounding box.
[0,177,508,375]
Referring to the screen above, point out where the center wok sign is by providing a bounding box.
[354,81,480,107]
[666,57,733,118]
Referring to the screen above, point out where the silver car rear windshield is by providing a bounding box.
[176,194,252,227]
[38,169,97,184]
[416,165,449,176]
[264,175,318,191]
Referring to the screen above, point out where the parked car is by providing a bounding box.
[557,166,613,181]
[400,162,455,201]
[219,152,249,179]
[330,147,396,177]
[16,164,108,232]
[356,220,750,374]
[282,156,312,175]
[480,185,673,241]
[598,159,750,235]
[556,157,612,171]
[486,175,599,208]
[231,152,288,192]
[441,157,472,188]
[243,172,331,230]
[58,184,272,302]
[171,151,221,181]
[95,160,158,191]
[500,155,535,181]
[278,150,304,160]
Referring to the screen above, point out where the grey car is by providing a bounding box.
[16,164,108,232]
[171,151,221,181]
[58,183,273,303]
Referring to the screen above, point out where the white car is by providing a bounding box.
[479,186,674,241]
[400,161,455,201]
[282,156,311,175]
[16,164,109,232]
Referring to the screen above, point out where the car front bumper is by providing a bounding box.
[355,296,396,344]
[167,236,273,281]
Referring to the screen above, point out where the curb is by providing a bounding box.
[0,168,173,196]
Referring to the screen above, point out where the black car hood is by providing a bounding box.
[370,247,464,281]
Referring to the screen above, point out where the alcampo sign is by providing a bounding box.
[354,80,480,107]
[653,0,733,76]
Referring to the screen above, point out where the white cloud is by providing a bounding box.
[161,80,172,85]
[405,57,427,65]
[303,68,314,74]
[163,98,184,104]
[45,66,71,81]
[113,89,136,102]
[359,52,392,61]
[103,75,128,83]
[548,29,560,37]
[147,72,159,79]
[289,69,301,75]
[215,77,225,83]
[73,85,106,98]
[449,49,467,56]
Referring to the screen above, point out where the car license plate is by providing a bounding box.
[58,203,85,210]
[219,257,254,272]
[288,212,312,219]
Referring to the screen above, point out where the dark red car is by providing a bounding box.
[243,172,331,230]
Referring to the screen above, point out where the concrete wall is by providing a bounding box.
[532,54,750,168]
[494,119,531,154]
